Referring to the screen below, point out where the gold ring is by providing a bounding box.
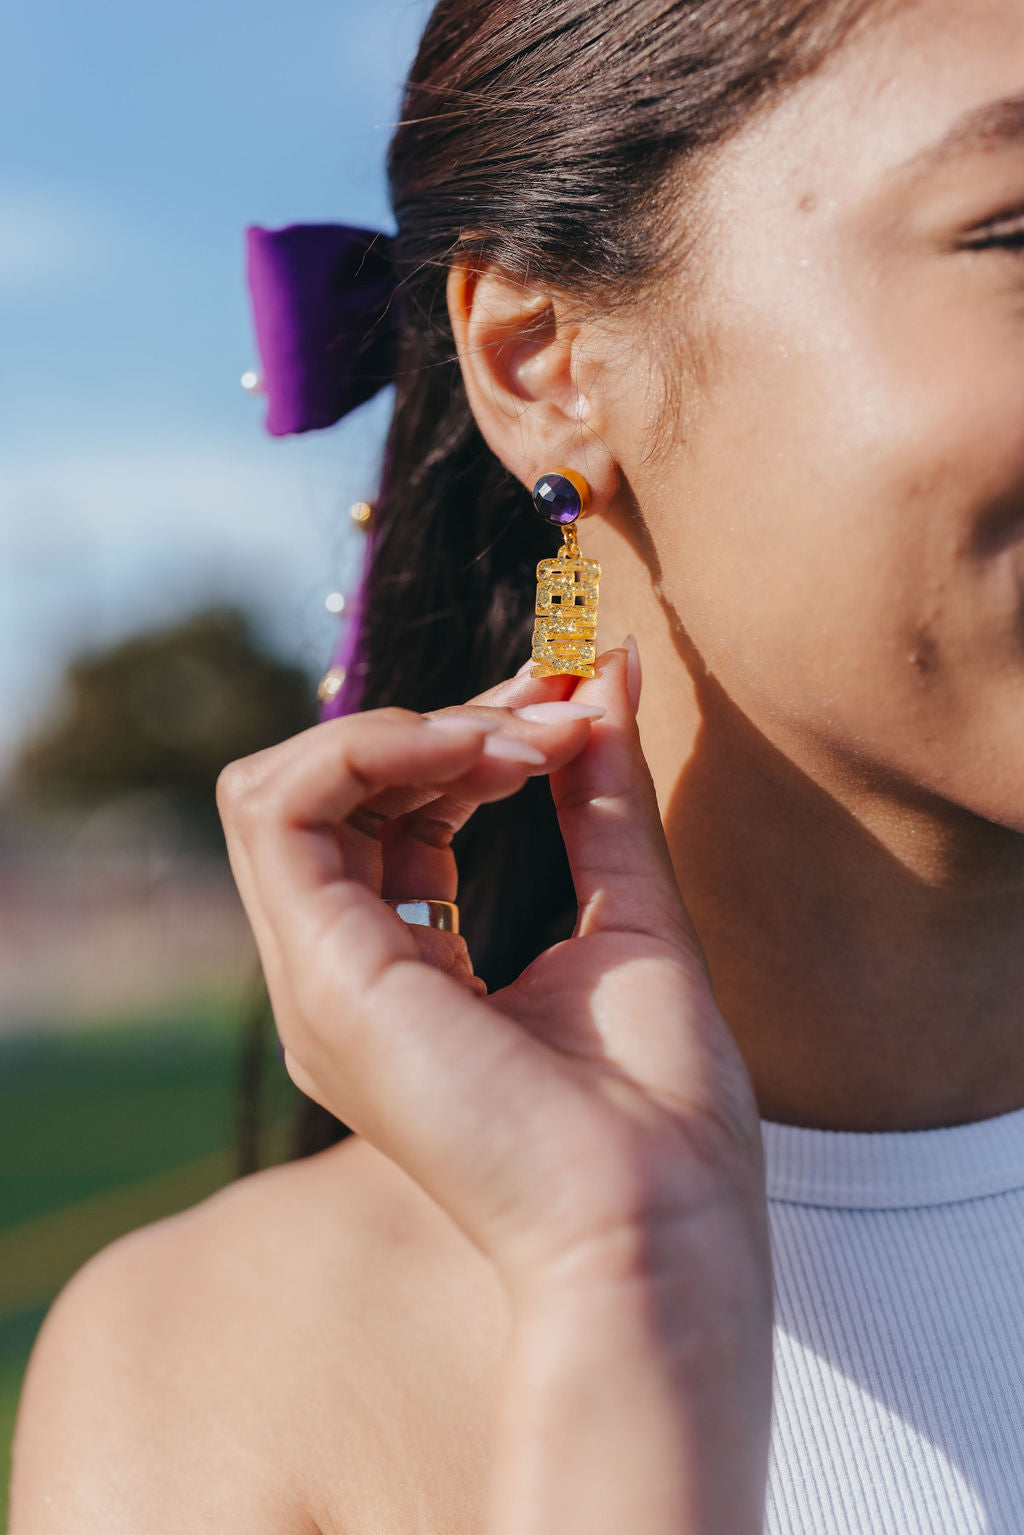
[384,899,460,934]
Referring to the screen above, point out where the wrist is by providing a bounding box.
[487,1242,773,1535]
[504,1183,773,1321]
[510,1230,774,1398]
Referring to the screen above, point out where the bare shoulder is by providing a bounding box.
[10,1135,508,1535]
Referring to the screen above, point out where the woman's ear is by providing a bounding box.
[446,260,620,509]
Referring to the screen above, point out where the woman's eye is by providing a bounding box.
[962,219,1024,252]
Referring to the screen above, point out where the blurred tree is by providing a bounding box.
[10,605,318,847]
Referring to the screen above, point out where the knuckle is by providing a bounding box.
[552,777,605,816]
[555,758,650,818]
[214,758,245,813]
[319,705,414,730]
[215,757,260,822]
[215,754,283,836]
[367,705,422,727]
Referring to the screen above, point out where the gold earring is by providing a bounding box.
[530,468,601,679]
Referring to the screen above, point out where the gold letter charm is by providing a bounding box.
[530,521,601,679]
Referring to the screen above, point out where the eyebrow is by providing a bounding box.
[900,91,1024,177]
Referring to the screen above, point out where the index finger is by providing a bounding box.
[260,708,494,859]
[321,663,592,836]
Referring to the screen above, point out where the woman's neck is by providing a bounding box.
[593,535,1024,1133]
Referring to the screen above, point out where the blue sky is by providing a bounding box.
[0,0,430,775]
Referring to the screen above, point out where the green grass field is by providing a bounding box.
[0,987,297,1527]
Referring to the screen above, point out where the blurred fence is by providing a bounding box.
[0,796,255,1030]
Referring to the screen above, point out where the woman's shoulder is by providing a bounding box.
[10,1134,507,1534]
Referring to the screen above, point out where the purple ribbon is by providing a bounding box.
[244,221,400,722]
[245,223,399,436]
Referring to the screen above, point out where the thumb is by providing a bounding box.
[550,639,701,957]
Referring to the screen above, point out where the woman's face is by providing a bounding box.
[619,0,1024,835]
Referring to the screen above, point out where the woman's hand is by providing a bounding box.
[217,642,773,1532]
[218,643,763,1279]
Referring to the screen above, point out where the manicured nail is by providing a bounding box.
[515,657,535,677]
[425,713,501,734]
[513,701,606,723]
[482,733,547,765]
[622,634,642,716]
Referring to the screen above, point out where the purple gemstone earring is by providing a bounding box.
[530,468,601,679]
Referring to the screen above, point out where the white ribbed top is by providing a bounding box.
[761,1105,1024,1533]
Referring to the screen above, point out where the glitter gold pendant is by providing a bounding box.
[530,469,601,679]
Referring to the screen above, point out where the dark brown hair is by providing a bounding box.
[246,0,883,1167]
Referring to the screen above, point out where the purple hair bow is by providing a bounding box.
[245,222,399,436]
[244,221,400,720]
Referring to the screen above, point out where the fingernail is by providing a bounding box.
[515,657,535,677]
[425,714,501,734]
[513,701,606,723]
[622,634,642,716]
[482,733,547,765]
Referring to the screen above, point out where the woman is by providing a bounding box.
[11,0,1024,1528]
